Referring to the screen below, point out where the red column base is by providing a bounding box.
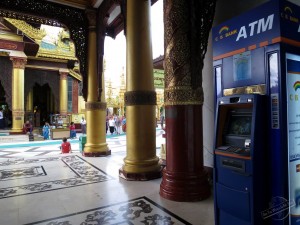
[160,168,211,202]
[119,166,163,181]
[83,150,111,157]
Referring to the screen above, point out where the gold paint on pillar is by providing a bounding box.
[119,0,161,180]
[59,69,68,115]
[83,9,110,157]
[84,101,110,156]
[10,57,27,133]
[26,89,33,112]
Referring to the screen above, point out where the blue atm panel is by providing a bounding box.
[214,94,268,225]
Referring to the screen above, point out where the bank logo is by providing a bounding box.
[219,26,229,34]
[284,6,293,14]
[215,26,237,42]
[281,5,299,25]
[293,81,300,91]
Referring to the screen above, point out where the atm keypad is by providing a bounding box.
[217,146,250,156]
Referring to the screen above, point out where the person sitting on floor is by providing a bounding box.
[23,121,33,134]
[60,137,72,154]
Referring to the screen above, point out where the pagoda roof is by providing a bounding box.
[4,17,77,61]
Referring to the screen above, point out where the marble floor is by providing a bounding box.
[0,129,214,225]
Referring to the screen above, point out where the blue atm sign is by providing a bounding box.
[235,14,274,42]
[214,14,275,43]
[212,0,300,60]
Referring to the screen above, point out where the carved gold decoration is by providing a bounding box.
[0,33,23,42]
[4,18,46,42]
[36,49,77,61]
[224,84,266,96]
[164,86,203,106]
[125,91,156,106]
[0,51,9,56]
[106,79,119,108]
[164,0,216,105]
[10,57,27,69]
[5,17,78,61]
[69,69,83,81]
[85,102,107,111]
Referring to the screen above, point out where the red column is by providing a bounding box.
[160,0,216,201]
[72,79,78,113]
[160,105,210,201]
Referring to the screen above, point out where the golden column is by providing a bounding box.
[83,9,110,157]
[59,69,68,115]
[119,0,162,180]
[10,57,27,133]
[25,89,33,112]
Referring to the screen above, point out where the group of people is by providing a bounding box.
[106,115,126,135]
[21,116,87,141]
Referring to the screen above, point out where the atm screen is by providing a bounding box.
[227,113,252,136]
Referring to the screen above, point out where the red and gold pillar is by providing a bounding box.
[83,9,110,157]
[160,0,215,201]
[59,69,68,115]
[10,57,27,133]
[119,0,161,180]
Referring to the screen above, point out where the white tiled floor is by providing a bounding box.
[0,129,214,225]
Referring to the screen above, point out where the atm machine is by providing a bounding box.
[212,0,300,225]
[214,94,268,225]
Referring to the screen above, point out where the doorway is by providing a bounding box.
[0,80,11,128]
[32,83,53,127]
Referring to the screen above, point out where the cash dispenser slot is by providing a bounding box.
[221,158,245,172]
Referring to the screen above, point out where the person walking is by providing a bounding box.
[81,117,86,135]
[108,116,115,135]
[115,115,121,135]
[122,116,126,133]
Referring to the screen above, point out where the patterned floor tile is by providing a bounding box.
[0,155,113,199]
[24,196,192,225]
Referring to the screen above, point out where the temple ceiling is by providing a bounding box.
[0,0,158,99]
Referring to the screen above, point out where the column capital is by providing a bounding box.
[10,57,27,69]
[59,69,69,79]
[86,8,97,30]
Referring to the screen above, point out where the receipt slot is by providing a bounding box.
[214,94,268,225]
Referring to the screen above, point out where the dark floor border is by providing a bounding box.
[143,196,192,225]
[0,156,114,199]
[24,196,192,225]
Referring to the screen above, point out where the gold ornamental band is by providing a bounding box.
[12,111,25,116]
[223,84,266,96]
[85,102,107,111]
[124,91,156,106]
[164,86,204,106]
